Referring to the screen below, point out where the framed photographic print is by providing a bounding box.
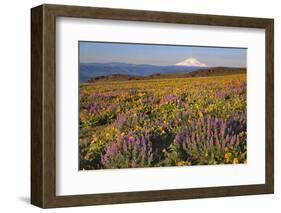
[31,4,274,208]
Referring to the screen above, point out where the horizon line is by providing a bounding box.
[79,61,246,68]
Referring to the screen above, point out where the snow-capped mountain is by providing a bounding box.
[175,57,207,67]
[79,62,206,82]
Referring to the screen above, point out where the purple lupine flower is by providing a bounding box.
[216,90,224,98]
[230,135,236,145]
[101,131,154,169]
[162,123,168,131]
[87,102,102,115]
[209,136,214,146]
[221,138,226,149]
[173,111,246,155]
[191,133,196,145]
[124,135,130,144]
[225,135,230,144]
[123,140,128,152]
[142,95,159,105]
[236,136,240,146]
[175,134,181,148]
[220,123,226,137]
[114,114,127,128]
[163,94,179,103]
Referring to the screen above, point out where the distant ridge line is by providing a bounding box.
[85,67,246,83]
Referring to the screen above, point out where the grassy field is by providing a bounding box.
[79,73,247,170]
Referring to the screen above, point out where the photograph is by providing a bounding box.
[29,3,274,208]
[79,41,247,170]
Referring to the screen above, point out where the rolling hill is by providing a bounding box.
[79,62,208,82]
[85,67,246,83]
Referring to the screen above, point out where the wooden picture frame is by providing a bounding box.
[31,4,274,208]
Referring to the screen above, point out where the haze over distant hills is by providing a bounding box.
[79,57,245,82]
[79,62,209,82]
[79,57,210,82]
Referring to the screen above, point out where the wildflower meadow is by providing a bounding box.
[79,73,247,170]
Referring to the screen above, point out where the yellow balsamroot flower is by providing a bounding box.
[233,158,239,164]
[80,112,87,121]
[91,135,97,141]
[205,104,215,113]
[239,131,245,137]
[176,161,192,166]
[224,152,231,159]
[224,152,232,163]
[176,161,185,166]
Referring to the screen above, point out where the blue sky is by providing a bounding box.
[79,41,246,67]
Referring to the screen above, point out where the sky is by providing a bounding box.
[79,41,247,67]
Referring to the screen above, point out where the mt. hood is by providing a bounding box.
[175,57,207,67]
